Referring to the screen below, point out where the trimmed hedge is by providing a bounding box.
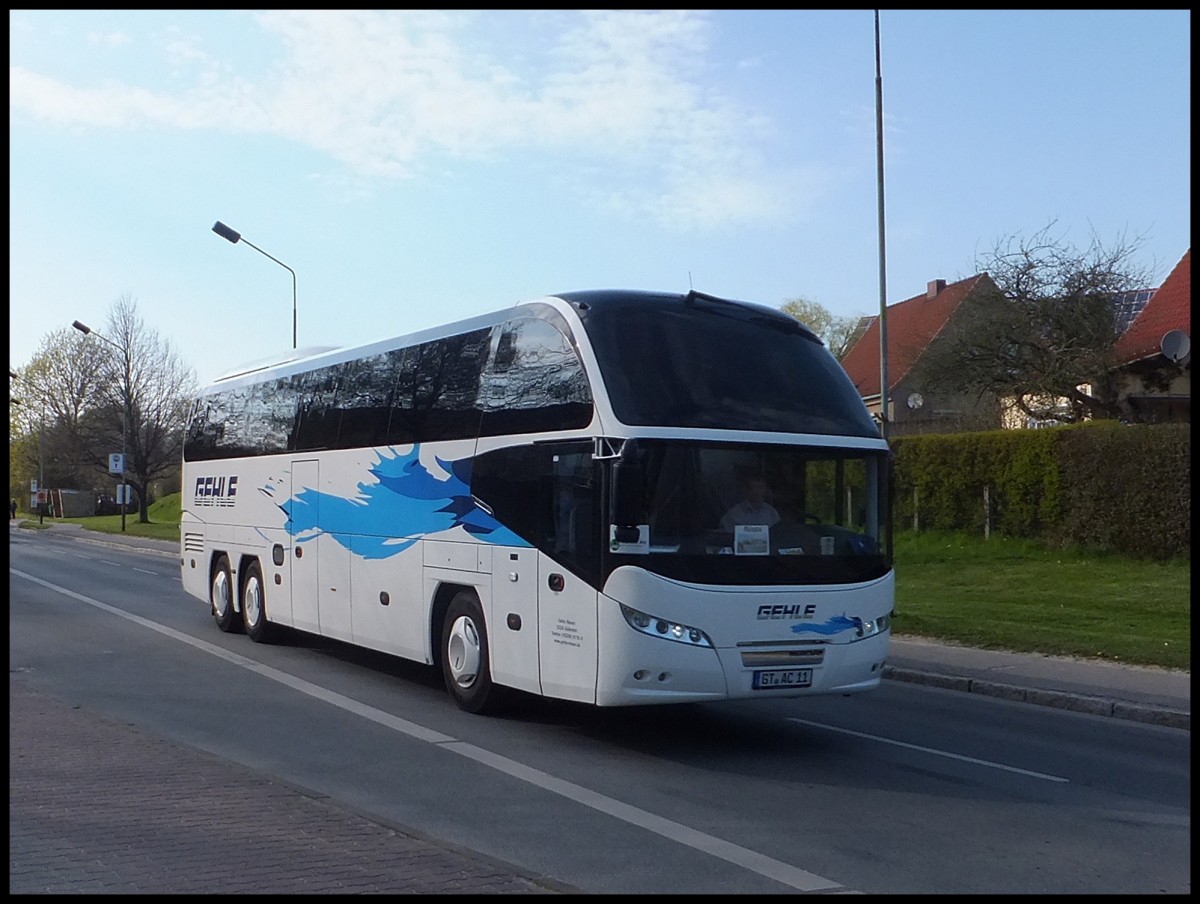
[891,421,1190,561]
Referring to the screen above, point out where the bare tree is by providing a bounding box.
[912,222,1154,423]
[779,297,864,360]
[73,295,198,522]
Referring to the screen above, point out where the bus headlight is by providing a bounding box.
[620,604,712,648]
[853,611,892,641]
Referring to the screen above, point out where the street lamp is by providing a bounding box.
[9,369,46,524]
[212,220,298,349]
[72,320,129,532]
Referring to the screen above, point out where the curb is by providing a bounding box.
[883,665,1189,731]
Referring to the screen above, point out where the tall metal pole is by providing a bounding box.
[72,321,129,531]
[874,10,890,441]
[38,407,45,524]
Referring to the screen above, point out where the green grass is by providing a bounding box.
[17,493,181,543]
[893,530,1190,671]
[17,497,1189,671]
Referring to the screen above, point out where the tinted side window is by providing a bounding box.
[336,351,402,448]
[184,378,297,461]
[388,329,491,445]
[184,398,221,461]
[478,317,593,437]
[184,327,495,460]
[292,365,343,451]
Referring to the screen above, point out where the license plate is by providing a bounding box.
[752,668,813,690]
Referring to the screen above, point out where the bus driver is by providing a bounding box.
[719,473,781,532]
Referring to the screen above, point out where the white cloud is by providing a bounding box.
[9,10,812,229]
[86,30,130,48]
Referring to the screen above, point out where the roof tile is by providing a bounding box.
[840,274,991,397]
[1112,249,1191,364]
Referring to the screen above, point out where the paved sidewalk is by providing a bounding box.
[886,636,1189,730]
[9,683,566,895]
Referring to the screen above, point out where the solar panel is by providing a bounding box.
[1112,288,1155,334]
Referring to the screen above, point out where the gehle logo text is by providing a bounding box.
[194,475,238,507]
[757,604,817,620]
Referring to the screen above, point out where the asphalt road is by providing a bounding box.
[10,520,1191,893]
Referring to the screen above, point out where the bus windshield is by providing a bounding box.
[606,439,891,586]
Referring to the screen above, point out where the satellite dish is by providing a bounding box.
[906,392,924,410]
[1160,330,1190,364]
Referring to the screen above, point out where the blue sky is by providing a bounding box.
[9,10,1191,387]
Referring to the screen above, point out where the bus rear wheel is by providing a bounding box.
[440,591,499,714]
[210,555,241,633]
[241,559,276,643]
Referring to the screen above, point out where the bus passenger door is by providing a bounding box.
[538,558,598,703]
[290,459,320,633]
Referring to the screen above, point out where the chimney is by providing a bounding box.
[927,279,947,298]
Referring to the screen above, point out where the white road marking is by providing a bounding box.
[788,717,1069,782]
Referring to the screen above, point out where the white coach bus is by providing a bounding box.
[180,289,893,713]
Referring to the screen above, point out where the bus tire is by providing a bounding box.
[440,591,499,714]
[241,559,276,643]
[210,555,241,633]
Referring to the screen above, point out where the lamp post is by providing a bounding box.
[8,369,46,524]
[212,221,298,349]
[72,320,129,532]
[874,10,890,440]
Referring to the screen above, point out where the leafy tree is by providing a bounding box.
[779,297,865,360]
[9,330,99,504]
[912,222,1154,424]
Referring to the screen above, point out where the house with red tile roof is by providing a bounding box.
[839,273,1003,436]
[1110,248,1190,423]
[840,251,1191,433]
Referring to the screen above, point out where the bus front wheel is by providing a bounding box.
[210,555,241,633]
[440,591,499,714]
[241,559,276,643]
